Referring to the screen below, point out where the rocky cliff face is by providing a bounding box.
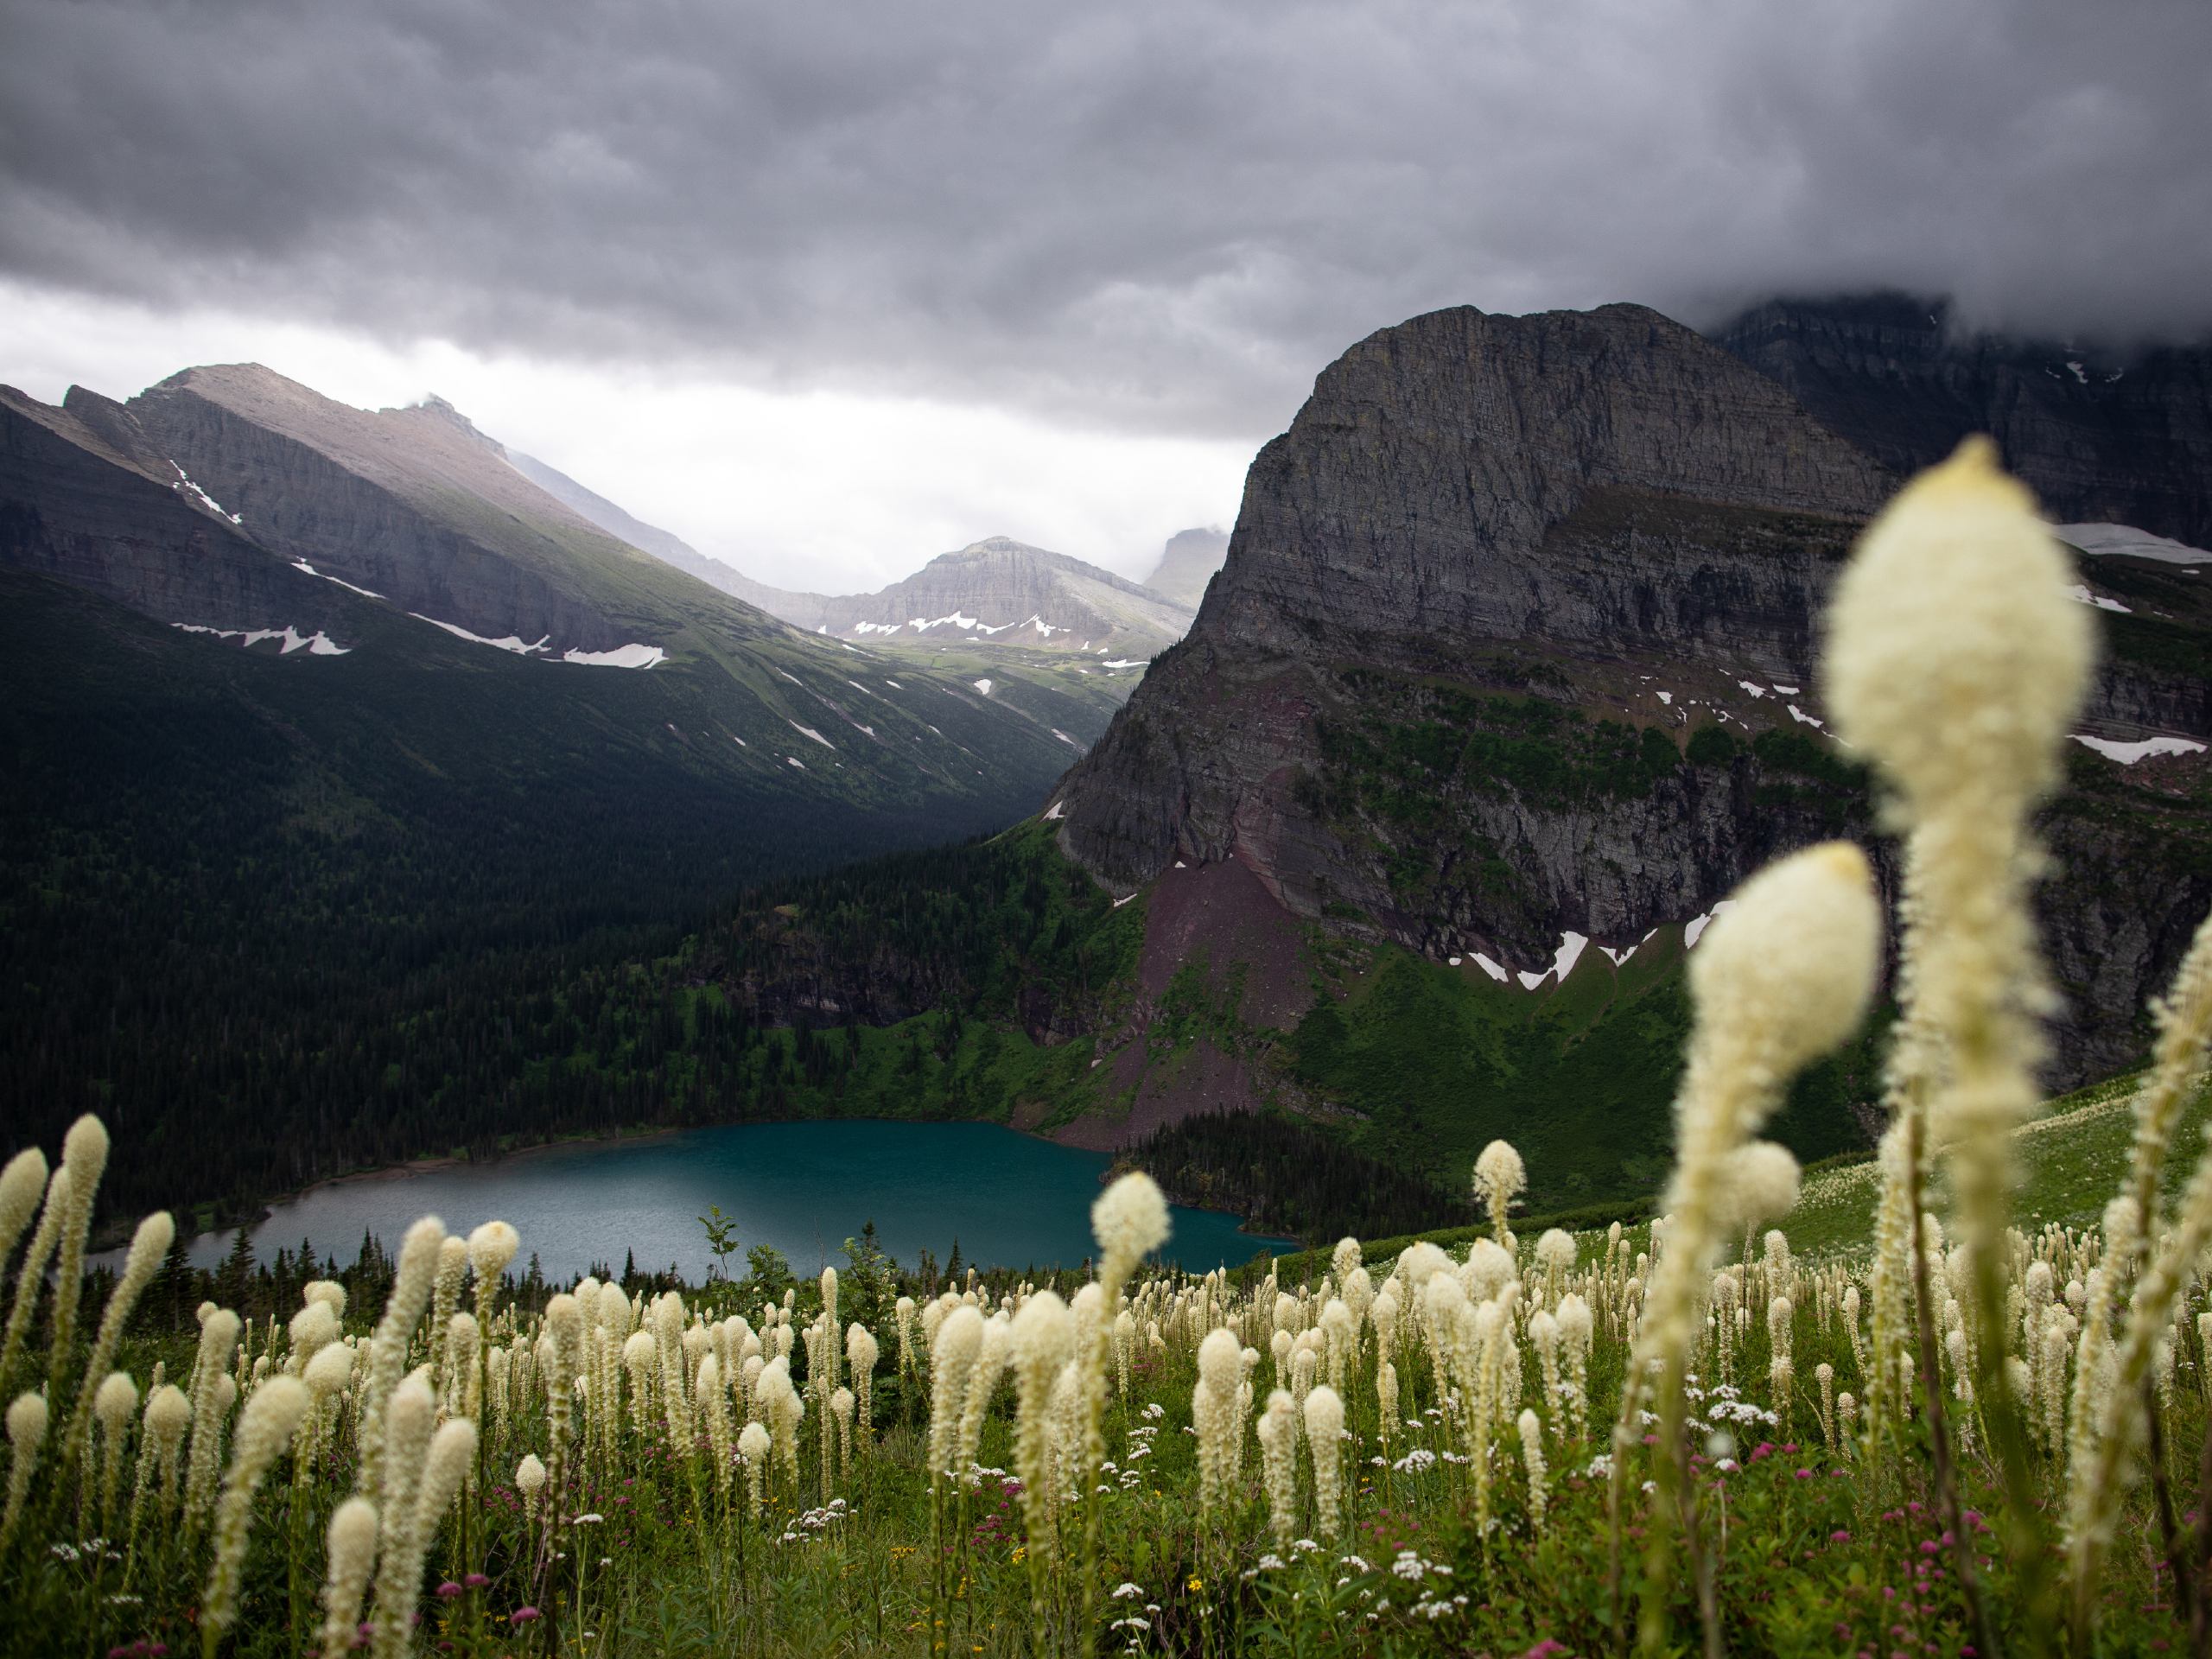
[0,385,349,636]
[1050,301,2212,1088]
[117,369,774,656]
[1716,293,2212,550]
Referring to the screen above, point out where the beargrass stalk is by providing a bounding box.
[182,1309,243,1537]
[63,1209,171,1484]
[46,1116,110,1395]
[2072,917,2212,1630]
[1827,435,2094,1656]
[1520,1408,1550,1534]
[0,1163,68,1390]
[1,1390,46,1554]
[317,1497,378,1659]
[367,1377,436,1659]
[356,1217,447,1506]
[0,1151,47,1294]
[200,1375,311,1655]
[1011,1289,1072,1643]
[1608,842,1881,1656]
[93,1371,137,1533]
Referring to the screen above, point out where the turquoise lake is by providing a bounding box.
[166,1121,1292,1281]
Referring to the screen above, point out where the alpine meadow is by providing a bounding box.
[8,3,2212,1656]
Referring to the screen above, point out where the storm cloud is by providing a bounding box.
[3,0,2208,442]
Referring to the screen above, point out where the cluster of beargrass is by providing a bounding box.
[5,440,2212,1656]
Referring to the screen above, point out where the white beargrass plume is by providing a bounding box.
[893,1296,918,1377]
[1621,844,1878,1421]
[302,1341,353,1471]
[1768,1297,1796,1424]
[1535,1229,1576,1304]
[366,1376,436,1659]
[1377,1359,1400,1449]
[63,1208,171,1476]
[46,1116,110,1394]
[2119,903,2212,1251]
[357,1217,446,1504]
[182,1308,243,1535]
[1192,1326,1241,1517]
[957,1314,1012,1478]
[2069,913,2212,1609]
[736,1420,771,1517]
[94,1371,137,1530]
[1555,1293,1594,1443]
[447,1313,481,1422]
[1012,1292,1073,1569]
[427,1235,469,1394]
[318,1496,379,1659]
[1320,1298,1354,1390]
[303,1280,346,1319]
[927,1305,983,1484]
[1256,1389,1300,1549]
[0,1149,46,1274]
[1815,1363,1837,1453]
[130,1382,191,1543]
[513,1451,545,1518]
[652,1293,696,1453]
[846,1324,879,1440]
[696,1355,734,1500]
[1,1390,47,1550]
[830,1387,855,1476]
[753,1355,804,1491]
[1529,1310,1562,1423]
[1304,1384,1345,1538]
[622,1329,658,1431]
[540,1292,582,1534]
[402,1419,475,1588]
[1612,842,1879,1631]
[467,1221,519,1318]
[201,1375,311,1649]
[0,1161,68,1388]
[1476,1141,1527,1251]
[287,1299,339,1376]
[1827,436,2092,1464]
[1519,1408,1550,1533]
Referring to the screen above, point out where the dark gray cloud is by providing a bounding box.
[4,0,2208,437]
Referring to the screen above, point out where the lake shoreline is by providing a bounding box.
[134,1117,1294,1275]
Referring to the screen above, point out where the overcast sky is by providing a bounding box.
[4,0,2208,593]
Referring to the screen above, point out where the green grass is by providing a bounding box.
[1789,1069,2212,1258]
[1287,936,1880,1214]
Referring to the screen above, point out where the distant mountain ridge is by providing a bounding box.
[1143,526,1229,607]
[1715,292,2212,550]
[508,443,1197,662]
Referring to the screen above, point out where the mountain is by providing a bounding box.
[0,364,1106,1220]
[501,445,805,617]
[1715,292,2212,551]
[455,296,2203,1235]
[509,447,1197,665]
[784,536,1192,658]
[500,450,1159,741]
[1047,301,2208,1099]
[1143,527,1230,607]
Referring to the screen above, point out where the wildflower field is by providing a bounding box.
[4,449,2211,1659]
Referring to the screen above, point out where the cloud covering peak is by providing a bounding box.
[4,0,2208,441]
